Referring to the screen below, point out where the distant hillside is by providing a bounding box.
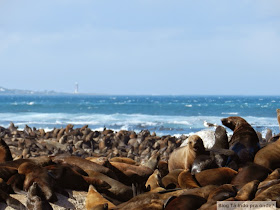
[0,86,67,95]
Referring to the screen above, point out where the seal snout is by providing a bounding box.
[193,139,205,153]
[221,117,235,130]
[221,118,228,125]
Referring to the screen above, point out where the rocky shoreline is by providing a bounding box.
[0,118,279,209]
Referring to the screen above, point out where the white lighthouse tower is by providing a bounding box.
[74,82,79,94]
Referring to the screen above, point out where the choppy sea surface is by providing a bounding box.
[0,95,279,137]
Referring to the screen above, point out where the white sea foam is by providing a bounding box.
[27,102,35,105]
[0,112,278,137]
[185,104,192,107]
[221,112,239,115]
[261,105,269,108]
[173,121,191,125]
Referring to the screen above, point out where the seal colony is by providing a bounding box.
[0,114,280,209]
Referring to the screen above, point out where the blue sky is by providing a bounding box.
[0,0,279,95]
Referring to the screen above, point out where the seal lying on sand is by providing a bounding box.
[26,182,53,210]
[86,185,116,210]
[164,194,206,210]
[18,162,57,202]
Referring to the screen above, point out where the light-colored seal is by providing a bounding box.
[168,135,206,172]
[253,183,280,207]
[109,157,136,165]
[145,169,162,191]
[235,180,260,201]
[86,185,116,210]
[180,130,215,149]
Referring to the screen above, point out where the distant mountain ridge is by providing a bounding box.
[0,86,67,95]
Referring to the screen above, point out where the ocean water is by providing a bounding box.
[0,95,279,137]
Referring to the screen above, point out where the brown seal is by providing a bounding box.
[254,138,280,170]
[109,157,136,165]
[0,138,13,162]
[0,178,13,194]
[234,180,260,201]
[85,170,133,202]
[231,163,271,190]
[141,151,160,170]
[255,169,280,197]
[6,173,25,194]
[45,164,110,192]
[157,160,168,178]
[145,169,162,191]
[86,156,109,166]
[164,194,206,210]
[195,167,237,187]
[51,155,117,179]
[112,190,164,210]
[207,125,231,168]
[0,189,26,210]
[0,166,18,181]
[212,126,229,150]
[0,156,52,169]
[256,179,280,197]
[18,162,57,202]
[253,183,280,207]
[221,116,260,165]
[108,161,153,185]
[264,168,280,181]
[200,184,237,210]
[162,169,184,189]
[86,185,116,210]
[168,135,206,172]
[178,169,200,189]
[26,182,53,210]
[115,185,218,210]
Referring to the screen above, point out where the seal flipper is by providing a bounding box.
[163,196,177,209]
[26,182,53,210]
[0,189,26,210]
[6,174,26,195]
[0,138,13,162]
